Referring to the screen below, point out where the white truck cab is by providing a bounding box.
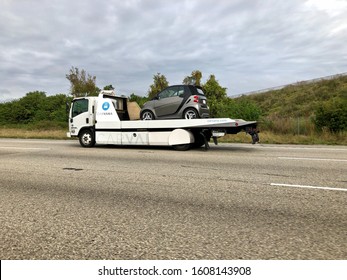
[67,91,258,150]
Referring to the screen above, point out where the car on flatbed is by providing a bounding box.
[140,85,209,120]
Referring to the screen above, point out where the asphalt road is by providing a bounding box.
[0,138,346,260]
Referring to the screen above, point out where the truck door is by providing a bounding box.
[70,98,90,135]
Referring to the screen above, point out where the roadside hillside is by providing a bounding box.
[237,74,347,118]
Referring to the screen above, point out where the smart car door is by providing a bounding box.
[155,86,184,117]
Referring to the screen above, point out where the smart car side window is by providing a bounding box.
[72,99,89,118]
[158,89,171,99]
[176,86,184,97]
[158,86,183,99]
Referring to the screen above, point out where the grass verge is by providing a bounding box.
[223,130,347,145]
[0,128,68,140]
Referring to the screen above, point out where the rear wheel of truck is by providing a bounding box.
[192,133,205,148]
[79,129,95,148]
[172,144,191,151]
[192,130,211,148]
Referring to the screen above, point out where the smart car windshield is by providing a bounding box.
[197,88,205,95]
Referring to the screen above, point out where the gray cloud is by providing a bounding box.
[0,0,346,101]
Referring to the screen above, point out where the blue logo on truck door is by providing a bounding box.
[102,102,110,111]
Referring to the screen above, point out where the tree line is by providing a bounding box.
[0,67,261,128]
[0,67,345,133]
[0,91,70,128]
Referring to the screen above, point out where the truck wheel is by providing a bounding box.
[172,144,191,151]
[79,129,95,147]
[141,110,155,120]
[183,108,199,119]
[192,133,205,148]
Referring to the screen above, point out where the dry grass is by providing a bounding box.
[222,130,347,145]
[0,128,68,139]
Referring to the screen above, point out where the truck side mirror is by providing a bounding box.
[66,102,70,113]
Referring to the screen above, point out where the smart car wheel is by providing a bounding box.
[183,108,199,119]
[141,110,155,120]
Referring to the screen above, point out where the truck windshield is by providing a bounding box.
[72,99,89,118]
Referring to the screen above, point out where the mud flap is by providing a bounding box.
[246,127,260,144]
[200,131,210,151]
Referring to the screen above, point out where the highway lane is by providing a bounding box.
[0,139,346,259]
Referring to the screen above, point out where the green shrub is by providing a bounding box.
[314,97,347,132]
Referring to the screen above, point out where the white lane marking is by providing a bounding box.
[0,146,50,151]
[270,183,347,192]
[278,157,347,162]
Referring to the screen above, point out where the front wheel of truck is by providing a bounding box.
[79,129,95,148]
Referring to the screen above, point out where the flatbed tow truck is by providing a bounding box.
[67,91,258,150]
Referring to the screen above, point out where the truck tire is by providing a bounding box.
[172,144,191,151]
[192,130,211,148]
[79,129,95,148]
[192,133,205,148]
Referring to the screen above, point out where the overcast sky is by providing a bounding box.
[1,0,347,101]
